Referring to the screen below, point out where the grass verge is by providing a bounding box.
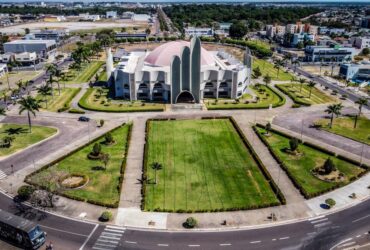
[36,88,81,112]
[143,118,283,212]
[62,61,104,84]
[25,123,132,207]
[253,59,293,81]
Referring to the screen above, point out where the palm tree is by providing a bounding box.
[354,98,368,128]
[292,60,300,73]
[283,54,292,66]
[2,93,8,107]
[298,78,306,92]
[263,74,271,86]
[100,153,110,170]
[152,162,162,184]
[290,75,297,84]
[307,81,317,98]
[273,59,285,79]
[18,96,41,133]
[330,57,336,76]
[54,68,64,95]
[325,103,343,128]
[37,85,52,109]
[319,57,324,76]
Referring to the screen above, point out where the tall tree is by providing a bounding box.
[18,96,41,133]
[307,81,317,98]
[354,98,368,128]
[37,85,52,109]
[273,59,285,79]
[253,66,262,79]
[325,103,343,128]
[298,78,306,93]
[263,74,271,86]
[0,106,6,116]
[151,162,163,184]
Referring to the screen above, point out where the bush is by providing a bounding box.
[183,217,197,228]
[323,158,335,174]
[289,138,299,152]
[68,108,85,114]
[17,185,35,200]
[100,119,105,127]
[99,211,112,222]
[105,133,114,144]
[325,198,336,208]
[292,104,301,108]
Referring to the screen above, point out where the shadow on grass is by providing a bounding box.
[3,127,28,135]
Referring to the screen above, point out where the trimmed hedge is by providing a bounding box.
[253,124,369,199]
[140,117,286,213]
[207,85,286,110]
[25,123,132,208]
[275,84,311,106]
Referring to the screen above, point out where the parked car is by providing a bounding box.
[78,116,90,122]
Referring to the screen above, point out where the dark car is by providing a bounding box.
[78,116,90,122]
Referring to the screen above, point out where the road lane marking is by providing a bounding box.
[339,241,356,247]
[250,241,261,244]
[158,244,169,247]
[188,245,200,247]
[41,224,90,237]
[100,235,121,240]
[310,218,328,224]
[79,224,99,250]
[356,235,361,238]
[279,237,290,240]
[0,170,7,180]
[101,232,123,237]
[106,225,126,230]
[93,243,117,248]
[125,241,137,244]
[104,228,125,233]
[307,232,317,236]
[220,243,232,246]
[329,238,353,250]
[314,222,332,228]
[352,214,370,223]
[308,215,325,221]
[96,239,119,244]
[272,239,277,241]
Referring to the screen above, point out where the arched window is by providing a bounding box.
[238,82,243,87]
[124,84,129,89]
[220,82,228,88]
[154,83,163,89]
[205,82,213,88]
[138,83,148,89]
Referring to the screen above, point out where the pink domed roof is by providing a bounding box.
[144,41,215,67]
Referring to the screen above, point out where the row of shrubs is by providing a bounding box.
[207,85,286,110]
[140,117,286,213]
[78,89,165,113]
[274,85,311,106]
[25,123,132,208]
[253,124,369,199]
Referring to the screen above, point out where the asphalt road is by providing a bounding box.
[0,115,97,175]
[0,191,368,250]
[287,65,369,112]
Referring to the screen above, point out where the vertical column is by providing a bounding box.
[181,46,190,91]
[171,55,181,104]
[190,37,201,103]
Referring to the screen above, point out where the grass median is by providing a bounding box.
[26,124,131,207]
[36,88,81,112]
[62,61,104,84]
[253,58,293,81]
[143,119,280,212]
[255,126,366,198]
[276,83,336,106]
[0,123,57,157]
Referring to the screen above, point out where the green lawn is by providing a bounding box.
[79,88,165,112]
[315,116,370,145]
[276,83,336,106]
[144,119,280,212]
[206,85,285,110]
[253,58,294,81]
[0,123,57,157]
[36,88,81,112]
[26,124,131,207]
[62,61,104,84]
[255,127,366,198]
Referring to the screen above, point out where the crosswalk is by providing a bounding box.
[0,170,7,180]
[92,225,125,250]
[309,215,332,228]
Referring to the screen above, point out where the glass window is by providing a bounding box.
[28,226,42,240]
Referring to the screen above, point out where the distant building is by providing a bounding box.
[360,16,370,29]
[122,12,134,19]
[132,14,151,22]
[113,48,129,62]
[184,27,214,38]
[4,40,56,58]
[291,33,315,46]
[32,29,69,43]
[304,46,356,62]
[339,63,370,82]
[106,11,117,19]
[351,37,370,49]
[115,33,148,40]
[0,52,39,66]
[266,25,286,38]
[79,13,100,22]
[319,27,346,35]
[43,15,65,22]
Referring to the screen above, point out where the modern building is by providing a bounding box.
[339,63,370,82]
[319,27,346,35]
[111,37,252,103]
[113,48,129,62]
[304,45,356,62]
[291,33,315,46]
[79,13,100,22]
[360,16,370,29]
[266,25,286,38]
[184,27,214,38]
[106,11,117,19]
[32,29,69,43]
[351,37,370,50]
[3,40,56,58]
[43,15,65,22]
[132,14,151,22]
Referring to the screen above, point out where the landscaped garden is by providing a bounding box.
[25,124,131,207]
[254,125,368,198]
[253,58,293,81]
[78,88,165,112]
[143,118,283,212]
[275,83,336,106]
[0,123,57,157]
[36,88,81,112]
[314,115,370,145]
[62,61,104,84]
[205,85,285,110]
